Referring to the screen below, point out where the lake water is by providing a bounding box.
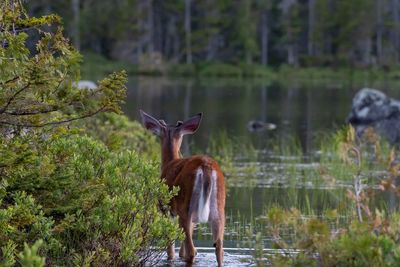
[123,77,400,266]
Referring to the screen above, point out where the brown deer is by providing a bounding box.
[140,110,225,266]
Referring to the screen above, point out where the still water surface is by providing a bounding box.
[123,77,399,265]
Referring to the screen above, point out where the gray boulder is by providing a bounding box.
[347,88,400,143]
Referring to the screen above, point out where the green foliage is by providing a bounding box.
[1,241,17,267]
[18,240,46,267]
[251,206,400,266]
[74,112,159,159]
[235,0,258,63]
[0,2,182,266]
[205,130,258,183]
[247,126,400,266]
[198,63,243,77]
[80,52,138,80]
[23,0,400,69]
[1,131,181,265]
[0,1,126,129]
[0,191,58,253]
[166,63,196,77]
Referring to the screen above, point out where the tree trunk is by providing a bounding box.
[392,0,400,63]
[72,0,80,50]
[376,0,383,64]
[185,0,192,64]
[308,0,315,56]
[153,0,162,53]
[261,11,269,65]
[165,16,180,62]
[146,0,154,54]
[288,43,297,66]
[137,1,144,60]
[182,81,193,155]
[206,7,219,61]
[281,0,298,66]
[206,35,218,61]
[324,0,335,56]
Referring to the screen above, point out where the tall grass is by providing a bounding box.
[203,126,398,245]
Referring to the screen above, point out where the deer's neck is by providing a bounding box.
[161,142,181,169]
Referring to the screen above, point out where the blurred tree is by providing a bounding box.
[308,0,316,56]
[21,0,400,68]
[256,0,273,65]
[280,0,301,66]
[0,0,126,130]
[71,0,80,49]
[391,0,400,63]
[334,0,375,66]
[184,0,192,64]
[236,0,258,64]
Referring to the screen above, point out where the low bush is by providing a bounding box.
[198,63,243,77]
[0,2,181,265]
[75,113,159,159]
[0,130,182,266]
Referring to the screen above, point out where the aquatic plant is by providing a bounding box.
[246,126,400,266]
[205,130,258,180]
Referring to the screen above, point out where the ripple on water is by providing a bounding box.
[153,248,254,267]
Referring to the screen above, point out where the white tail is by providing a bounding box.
[190,168,213,223]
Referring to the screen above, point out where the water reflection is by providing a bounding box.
[124,77,357,154]
[126,78,400,264]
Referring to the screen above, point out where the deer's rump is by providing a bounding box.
[161,155,224,223]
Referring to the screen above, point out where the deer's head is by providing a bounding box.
[140,110,202,162]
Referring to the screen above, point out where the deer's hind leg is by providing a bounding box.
[210,216,224,267]
[179,216,197,263]
[167,241,175,260]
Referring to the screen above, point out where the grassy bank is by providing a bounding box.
[81,52,400,84]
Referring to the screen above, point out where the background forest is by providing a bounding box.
[27,0,400,69]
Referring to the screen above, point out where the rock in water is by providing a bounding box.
[347,88,400,143]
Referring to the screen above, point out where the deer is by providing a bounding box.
[140,110,225,266]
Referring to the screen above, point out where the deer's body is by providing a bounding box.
[140,111,225,266]
[162,155,225,223]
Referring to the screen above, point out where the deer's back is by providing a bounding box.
[161,155,222,186]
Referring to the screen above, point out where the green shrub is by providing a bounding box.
[18,240,46,267]
[239,63,276,78]
[198,62,243,77]
[0,132,181,266]
[0,192,58,254]
[166,63,196,77]
[80,52,138,80]
[0,2,179,265]
[75,113,159,159]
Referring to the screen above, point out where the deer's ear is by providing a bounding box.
[140,110,164,136]
[179,113,202,135]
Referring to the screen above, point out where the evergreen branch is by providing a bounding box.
[4,107,58,116]
[0,105,108,128]
[0,76,19,86]
[0,82,31,114]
